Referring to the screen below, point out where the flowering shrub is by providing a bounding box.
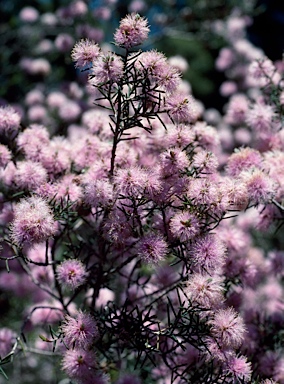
[0,5,284,384]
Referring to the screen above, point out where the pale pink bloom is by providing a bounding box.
[93,6,111,20]
[246,102,275,132]
[55,33,74,52]
[0,105,21,135]
[166,94,198,123]
[61,311,98,348]
[46,91,67,109]
[58,100,81,122]
[0,161,16,187]
[215,47,235,71]
[163,124,195,149]
[208,307,246,348]
[226,147,262,177]
[169,211,201,242]
[159,147,189,176]
[224,94,249,126]
[84,179,114,208]
[29,58,51,76]
[19,6,39,22]
[0,144,11,167]
[249,58,275,80]
[57,259,88,290]
[25,89,45,105]
[240,168,275,205]
[114,13,149,48]
[62,348,97,380]
[136,233,168,264]
[16,124,50,161]
[90,52,124,85]
[220,81,237,97]
[168,55,189,73]
[69,0,88,16]
[27,105,48,123]
[71,39,101,68]
[192,122,220,152]
[224,355,252,383]
[114,166,149,196]
[129,0,146,13]
[187,177,219,207]
[35,39,54,54]
[185,273,224,310]
[53,174,83,206]
[14,160,47,190]
[189,234,226,273]
[204,336,234,362]
[192,150,218,174]
[40,12,57,26]
[10,196,57,246]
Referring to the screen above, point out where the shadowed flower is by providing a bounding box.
[136,233,168,264]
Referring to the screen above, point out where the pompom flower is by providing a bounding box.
[62,348,97,381]
[61,311,98,349]
[90,53,124,85]
[208,307,246,348]
[224,355,252,383]
[57,259,88,290]
[71,39,101,68]
[114,13,149,48]
[10,196,57,247]
[136,233,168,264]
[170,211,201,242]
[0,105,21,135]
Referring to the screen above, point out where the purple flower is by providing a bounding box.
[170,211,201,242]
[136,233,168,264]
[57,259,88,290]
[224,355,252,383]
[114,13,149,48]
[90,53,124,85]
[0,105,21,135]
[61,311,98,349]
[71,39,101,68]
[62,348,97,381]
[10,196,57,247]
[208,307,246,348]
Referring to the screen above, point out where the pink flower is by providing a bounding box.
[71,39,101,68]
[0,144,11,167]
[57,259,88,290]
[19,6,39,22]
[62,348,97,380]
[185,273,224,310]
[136,233,168,264]
[14,160,47,191]
[61,311,98,348]
[90,53,124,85]
[224,355,252,383]
[55,33,74,52]
[240,168,275,205]
[166,94,198,123]
[224,94,249,126]
[226,147,262,177]
[0,105,21,135]
[246,102,275,132]
[16,124,50,161]
[84,179,114,208]
[189,234,226,273]
[10,196,57,247]
[208,307,246,348]
[192,150,218,174]
[169,211,201,242]
[114,13,149,48]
